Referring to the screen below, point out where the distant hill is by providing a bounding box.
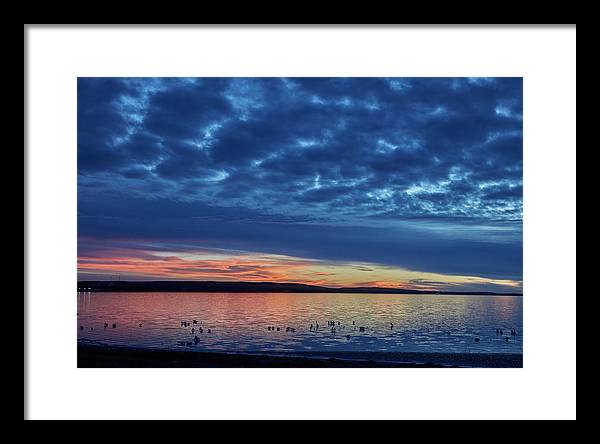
[76,280,523,296]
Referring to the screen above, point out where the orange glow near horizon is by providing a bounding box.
[77,249,523,293]
[78,254,319,283]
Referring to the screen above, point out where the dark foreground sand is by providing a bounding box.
[78,343,522,368]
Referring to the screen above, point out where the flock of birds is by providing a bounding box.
[181,320,213,345]
[264,320,519,344]
[77,312,519,346]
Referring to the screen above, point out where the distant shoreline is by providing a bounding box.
[77,343,523,368]
[77,280,522,296]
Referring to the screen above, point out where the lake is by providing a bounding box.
[77,292,523,356]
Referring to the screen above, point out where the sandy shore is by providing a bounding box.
[78,343,522,368]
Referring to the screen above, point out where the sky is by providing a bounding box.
[78,77,523,293]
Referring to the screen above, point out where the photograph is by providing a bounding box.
[25,24,576,420]
[77,77,523,368]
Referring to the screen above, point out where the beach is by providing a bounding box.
[78,343,522,368]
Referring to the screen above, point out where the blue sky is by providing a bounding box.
[78,77,523,292]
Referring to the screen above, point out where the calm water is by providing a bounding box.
[77,292,523,355]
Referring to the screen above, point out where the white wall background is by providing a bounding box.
[25,25,576,420]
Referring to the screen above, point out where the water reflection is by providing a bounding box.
[77,292,523,354]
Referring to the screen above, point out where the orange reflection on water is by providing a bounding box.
[77,292,523,354]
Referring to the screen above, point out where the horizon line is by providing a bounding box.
[76,279,523,296]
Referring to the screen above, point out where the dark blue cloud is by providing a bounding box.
[78,195,522,280]
[78,77,523,280]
